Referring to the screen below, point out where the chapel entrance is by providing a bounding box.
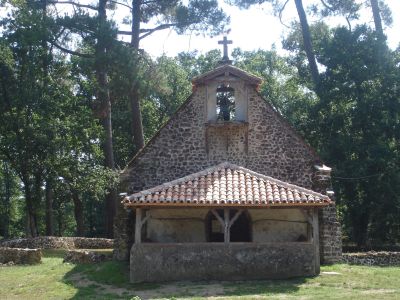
[206,209,251,242]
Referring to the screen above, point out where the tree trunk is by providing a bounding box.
[1,163,12,239]
[45,179,54,236]
[71,190,85,236]
[95,0,116,238]
[23,181,38,237]
[354,211,369,248]
[32,172,42,236]
[370,0,384,37]
[129,0,145,151]
[294,0,319,87]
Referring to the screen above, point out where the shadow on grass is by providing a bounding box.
[61,257,310,299]
[63,259,161,299]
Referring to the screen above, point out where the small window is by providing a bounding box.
[216,85,235,121]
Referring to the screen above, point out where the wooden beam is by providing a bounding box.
[229,209,243,227]
[141,212,150,226]
[135,208,142,244]
[211,209,225,227]
[224,208,230,244]
[312,207,320,274]
[301,209,313,242]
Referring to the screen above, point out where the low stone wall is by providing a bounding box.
[343,251,400,266]
[130,242,316,283]
[63,250,111,264]
[0,237,113,250]
[0,247,41,265]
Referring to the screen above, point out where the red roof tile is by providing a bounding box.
[122,162,332,207]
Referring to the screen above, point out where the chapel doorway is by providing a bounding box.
[205,209,251,242]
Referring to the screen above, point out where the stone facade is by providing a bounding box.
[319,204,342,264]
[115,65,342,264]
[130,242,316,283]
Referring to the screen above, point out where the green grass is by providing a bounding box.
[0,251,400,299]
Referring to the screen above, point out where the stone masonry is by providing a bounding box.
[114,65,342,264]
[130,242,316,283]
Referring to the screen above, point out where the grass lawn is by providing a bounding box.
[0,250,399,300]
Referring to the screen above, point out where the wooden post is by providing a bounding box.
[313,207,320,274]
[224,208,230,244]
[135,207,142,244]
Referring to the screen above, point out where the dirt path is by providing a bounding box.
[68,272,228,299]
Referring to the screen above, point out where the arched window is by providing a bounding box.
[216,84,235,121]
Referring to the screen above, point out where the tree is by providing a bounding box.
[45,0,121,237]
[229,0,320,86]
[0,0,117,237]
[116,0,229,151]
[312,26,400,245]
[231,48,318,132]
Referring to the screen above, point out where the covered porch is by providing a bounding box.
[122,163,331,282]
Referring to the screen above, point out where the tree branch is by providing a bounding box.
[110,0,132,10]
[319,0,334,11]
[139,23,181,40]
[48,1,98,10]
[278,0,291,29]
[51,42,93,58]
[117,30,133,35]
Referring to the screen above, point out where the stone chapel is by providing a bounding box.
[114,39,342,283]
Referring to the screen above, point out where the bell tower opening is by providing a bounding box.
[216,84,235,121]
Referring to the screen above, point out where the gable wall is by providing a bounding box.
[122,85,319,194]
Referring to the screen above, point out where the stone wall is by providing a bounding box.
[342,251,400,266]
[116,79,342,263]
[145,209,209,243]
[63,250,111,264]
[319,204,342,264]
[130,242,316,283]
[248,209,308,242]
[0,247,41,265]
[0,237,113,249]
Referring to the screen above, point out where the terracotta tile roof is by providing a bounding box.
[122,162,332,207]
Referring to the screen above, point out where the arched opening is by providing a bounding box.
[205,209,252,242]
[216,84,235,121]
[205,210,224,242]
[230,210,252,242]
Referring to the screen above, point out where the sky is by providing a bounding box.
[114,0,400,58]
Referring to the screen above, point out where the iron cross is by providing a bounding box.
[218,36,233,61]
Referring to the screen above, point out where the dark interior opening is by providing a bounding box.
[216,85,235,121]
[206,210,224,242]
[205,209,251,242]
[230,210,251,242]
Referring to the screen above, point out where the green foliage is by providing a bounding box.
[0,0,118,237]
[231,48,318,131]
[0,161,24,238]
[313,26,400,245]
